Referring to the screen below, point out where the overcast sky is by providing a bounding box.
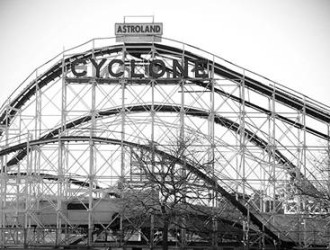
[0,0,329,107]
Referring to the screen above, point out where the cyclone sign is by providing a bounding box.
[70,58,209,79]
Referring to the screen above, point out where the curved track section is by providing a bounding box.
[2,104,320,197]
[0,135,284,243]
[1,43,329,139]
[1,38,330,249]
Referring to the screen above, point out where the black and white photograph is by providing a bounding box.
[0,1,329,249]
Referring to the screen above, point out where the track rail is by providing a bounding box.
[0,40,326,248]
[1,104,320,197]
[0,135,291,245]
[7,172,101,189]
[0,43,329,140]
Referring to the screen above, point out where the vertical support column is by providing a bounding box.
[63,64,69,242]
[34,70,42,244]
[239,71,249,249]
[295,98,303,246]
[119,56,126,245]
[0,104,10,247]
[209,58,217,248]
[16,108,22,244]
[56,49,67,247]
[301,98,307,248]
[57,136,64,247]
[240,72,246,194]
[148,45,157,249]
[269,86,277,247]
[56,138,64,247]
[179,77,187,248]
[120,47,127,187]
[25,132,33,248]
[150,77,155,248]
[88,79,96,246]
[0,139,5,247]
[88,40,97,246]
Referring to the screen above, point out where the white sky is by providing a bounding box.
[0,0,329,106]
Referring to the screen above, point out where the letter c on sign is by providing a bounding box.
[71,59,87,77]
[108,59,124,77]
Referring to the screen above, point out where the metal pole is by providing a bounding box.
[56,47,67,247]
[88,40,97,246]
[179,75,187,248]
[150,45,156,249]
[240,70,249,249]
[120,45,127,246]
[302,97,307,248]
[209,57,217,248]
[1,104,10,246]
[25,132,32,248]
[34,70,42,232]
[296,99,302,247]
[271,85,277,247]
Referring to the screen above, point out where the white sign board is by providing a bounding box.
[115,23,163,42]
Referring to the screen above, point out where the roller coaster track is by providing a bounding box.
[6,172,102,189]
[1,104,321,197]
[0,135,293,246]
[0,43,329,140]
[0,41,327,248]
[0,42,325,196]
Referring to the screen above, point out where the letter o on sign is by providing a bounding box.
[149,60,166,78]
